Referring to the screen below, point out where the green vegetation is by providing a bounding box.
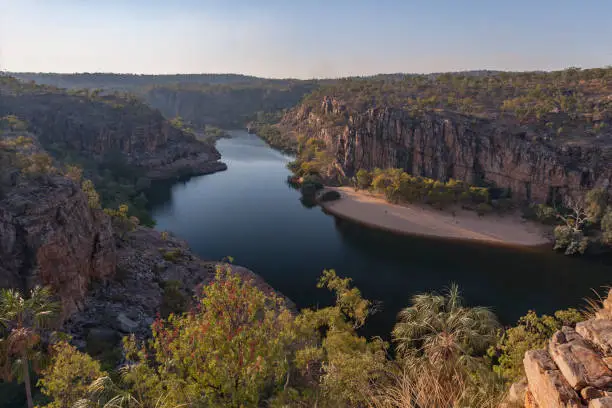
[302,67,612,143]
[547,188,612,255]
[288,137,336,182]
[38,341,106,408]
[350,167,492,211]
[0,286,59,408]
[159,248,184,263]
[318,190,341,202]
[44,145,156,227]
[159,280,188,318]
[248,110,298,152]
[0,269,595,407]
[103,204,139,238]
[144,81,319,129]
[488,308,583,381]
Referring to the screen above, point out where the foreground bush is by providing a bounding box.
[34,269,587,407]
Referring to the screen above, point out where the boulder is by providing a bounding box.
[523,349,581,408]
[507,377,528,406]
[577,320,612,355]
[549,326,612,390]
[117,313,139,333]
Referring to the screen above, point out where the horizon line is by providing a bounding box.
[5,65,611,81]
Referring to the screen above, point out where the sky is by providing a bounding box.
[0,0,611,78]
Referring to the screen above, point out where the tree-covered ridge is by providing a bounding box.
[8,72,307,91]
[299,67,612,145]
[143,80,320,128]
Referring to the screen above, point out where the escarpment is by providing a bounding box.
[0,77,227,180]
[283,97,612,204]
[0,132,116,318]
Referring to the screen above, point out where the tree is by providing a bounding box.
[556,196,589,233]
[392,284,499,362]
[585,188,609,223]
[122,265,298,407]
[355,169,373,190]
[38,341,106,408]
[82,179,101,209]
[0,286,59,408]
[290,270,389,407]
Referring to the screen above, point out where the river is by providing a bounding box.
[148,130,611,337]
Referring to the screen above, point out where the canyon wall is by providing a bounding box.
[0,133,116,318]
[143,83,317,128]
[0,83,227,179]
[284,97,612,203]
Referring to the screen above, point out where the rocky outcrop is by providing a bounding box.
[522,291,612,407]
[283,97,612,204]
[64,227,287,346]
[0,78,227,180]
[0,133,117,318]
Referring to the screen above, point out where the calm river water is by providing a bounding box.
[148,130,611,337]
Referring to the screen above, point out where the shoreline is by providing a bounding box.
[318,187,553,248]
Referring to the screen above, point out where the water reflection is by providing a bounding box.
[148,130,611,338]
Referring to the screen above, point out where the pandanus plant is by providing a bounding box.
[0,286,59,408]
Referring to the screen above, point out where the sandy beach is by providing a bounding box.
[319,187,552,247]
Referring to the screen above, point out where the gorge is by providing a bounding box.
[148,130,611,337]
[1,69,612,407]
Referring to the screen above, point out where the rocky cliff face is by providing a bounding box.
[143,82,318,128]
[519,290,612,408]
[0,132,116,318]
[283,97,612,203]
[0,80,227,179]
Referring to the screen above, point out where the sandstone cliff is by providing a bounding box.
[0,127,278,345]
[282,97,612,204]
[519,290,612,408]
[0,132,116,318]
[0,77,227,180]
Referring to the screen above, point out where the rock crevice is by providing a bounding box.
[283,97,611,203]
[523,291,612,408]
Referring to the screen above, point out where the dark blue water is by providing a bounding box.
[148,130,611,337]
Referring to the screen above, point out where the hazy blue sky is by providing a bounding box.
[1,0,610,78]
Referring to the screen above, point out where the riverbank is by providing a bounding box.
[319,187,552,247]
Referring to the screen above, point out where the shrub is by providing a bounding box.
[355,169,373,190]
[122,266,298,407]
[160,248,183,262]
[160,280,187,317]
[38,341,106,408]
[533,203,557,224]
[318,190,341,202]
[553,226,589,255]
[477,202,493,216]
[489,309,583,381]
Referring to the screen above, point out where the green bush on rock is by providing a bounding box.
[318,190,341,202]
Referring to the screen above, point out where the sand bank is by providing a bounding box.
[319,187,552,247]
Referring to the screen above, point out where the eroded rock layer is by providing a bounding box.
[283,97,612,203]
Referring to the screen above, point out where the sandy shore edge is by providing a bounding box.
[318,187,552,247]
